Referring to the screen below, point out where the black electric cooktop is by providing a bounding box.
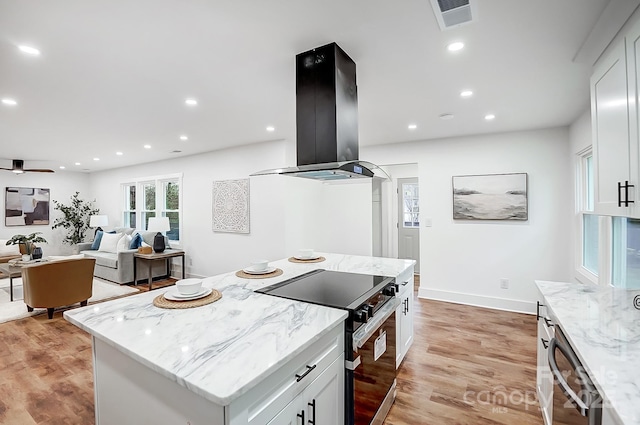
[255,269,393,311]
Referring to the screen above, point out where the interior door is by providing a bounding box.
[398,178,420,273]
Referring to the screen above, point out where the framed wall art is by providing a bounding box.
[452,173,528,221]
[212,179,250,233]
[5,187,51,226]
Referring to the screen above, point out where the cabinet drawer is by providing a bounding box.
[396,269,414,296]
[227,323,344,425]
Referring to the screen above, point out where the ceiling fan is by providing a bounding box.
[0,159,54,174]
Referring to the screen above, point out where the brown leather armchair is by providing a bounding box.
[22,258,96,319]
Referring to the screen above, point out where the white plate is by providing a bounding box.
[293,255,320,261]
[242,266,277,275]
[164,287,212,301]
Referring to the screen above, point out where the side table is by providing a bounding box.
[133,250,185,290]
[0,263,23,301]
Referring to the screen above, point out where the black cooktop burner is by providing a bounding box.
[255,269,393,311]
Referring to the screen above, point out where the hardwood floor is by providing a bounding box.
[0,277,543,425]
[385,280,542,425]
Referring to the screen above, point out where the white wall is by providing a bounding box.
[363,127,573,313]
[0,171,91,256]
[283,178,373,257]
[88,140,288,277]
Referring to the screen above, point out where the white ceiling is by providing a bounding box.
[0,0,610,173]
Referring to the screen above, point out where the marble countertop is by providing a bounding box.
[536,280,640,425]
[64,253,415,406]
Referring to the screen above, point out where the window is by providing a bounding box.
[611,217,640,289]
[122,174,182,243]
[577,149,599,279]
[402,182,419,228]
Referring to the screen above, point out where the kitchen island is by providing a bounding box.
[64,253,415,425]
[536,281,640,425]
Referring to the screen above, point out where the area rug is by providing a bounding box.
[0,277,139,324]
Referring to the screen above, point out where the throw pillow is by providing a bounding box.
[129,233,142,249]
[98,233,123,254]
[117,234,132,252]
[91,230,104,250]
[0,240,20,256]
[114,227,135,235]
[91,230,116,250]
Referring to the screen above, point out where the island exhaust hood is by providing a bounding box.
[252,42,387,181]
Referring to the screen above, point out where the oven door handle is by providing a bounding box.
[352,298,400,349]
[548,338,589,416]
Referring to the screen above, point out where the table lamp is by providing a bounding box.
[148,217,170,253]
[89,215,109,235]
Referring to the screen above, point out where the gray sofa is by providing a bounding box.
[78,228,169,285]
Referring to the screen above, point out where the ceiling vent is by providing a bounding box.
[430,0,477,30]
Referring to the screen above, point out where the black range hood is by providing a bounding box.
[252,42,387,181]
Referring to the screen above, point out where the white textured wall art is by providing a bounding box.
[212,179,250,233]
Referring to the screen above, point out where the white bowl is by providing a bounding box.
[250,259,269,271]
[297,249,315,259]
[175,278,203,295]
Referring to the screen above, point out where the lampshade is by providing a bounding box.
[89,215,109,228]
[148,216,170,232]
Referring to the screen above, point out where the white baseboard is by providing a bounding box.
[418,287,536,315]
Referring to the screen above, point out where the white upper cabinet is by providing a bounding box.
[592,40,631,216]
[592,16,640,218]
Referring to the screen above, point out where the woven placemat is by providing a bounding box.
[153,289,222,309]
[235,268,284,279]
[288,256,326,264]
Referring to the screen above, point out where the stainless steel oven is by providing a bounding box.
[548,326,602,425]
[256,269,398,425]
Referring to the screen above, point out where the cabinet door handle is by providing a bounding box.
[543,317,554,328]
[541,338,549,349]
[618,181,623,207]
[295,364,317,382]
[297,410,305,424]
[625,181,635,207]
[308,399,316,424]
[405,297,409,314]
[402,280,409,286]
[536,301,544,321]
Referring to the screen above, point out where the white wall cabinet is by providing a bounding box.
[592,17,640,217]
[395,266,414,368]
[536,299,554,425]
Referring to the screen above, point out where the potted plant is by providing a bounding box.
[6,232,48,261]
[52,192,100,251]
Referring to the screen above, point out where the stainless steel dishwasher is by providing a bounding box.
[548,326,602,425]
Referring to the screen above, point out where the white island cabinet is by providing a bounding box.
[395,266,415,368]
[64,253,415,425]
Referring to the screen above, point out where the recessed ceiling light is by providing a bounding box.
[75,162,81,166]
[116,151,123,156]
[179,135,188,141]
[460,90,473,98]
[439,113,454,120]
[266,126,275,132]
[408,124,417,130]
[485,114,496,121]
[185,99,198,106]
[2,98,17,106]
[144,144,151,149]
[18,45,40,56]
[447,42,464,52]
[59,166,65,169]
[93,157,100,161]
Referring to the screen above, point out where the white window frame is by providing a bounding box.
[575,147,599,285]
[121,173,183,246]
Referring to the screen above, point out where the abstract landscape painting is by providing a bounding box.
[452,173,528,220]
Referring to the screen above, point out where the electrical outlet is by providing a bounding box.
[500,278,509,289]
[188,257,193,266]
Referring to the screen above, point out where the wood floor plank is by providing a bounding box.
[0,277,546,425]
